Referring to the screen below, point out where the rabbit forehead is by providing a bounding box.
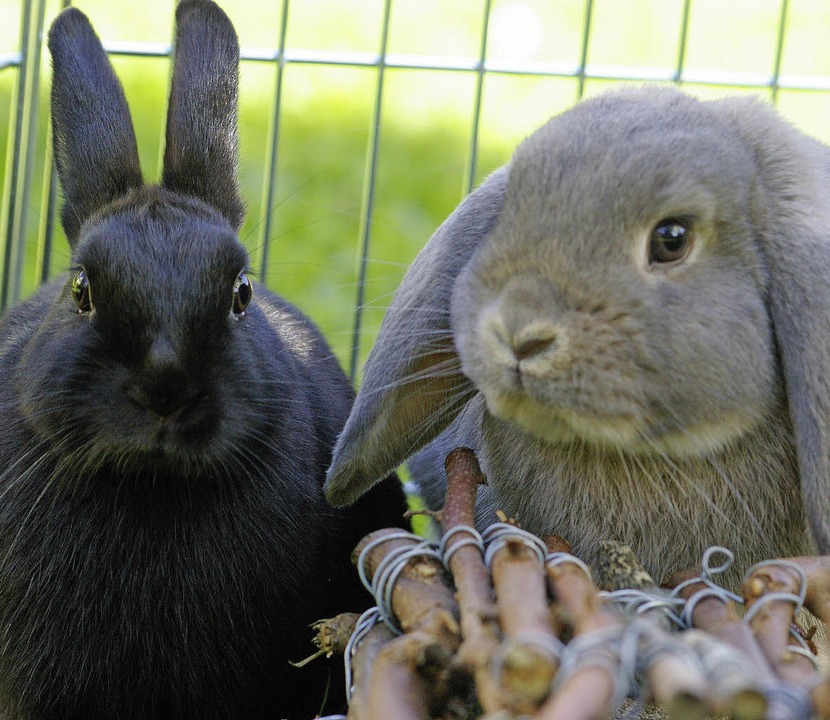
[507,89,754,236]
[74,188,247,308]
[75,188,248,282]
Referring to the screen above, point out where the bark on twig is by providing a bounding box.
[534,662,617,720]
[537,541,623,720]
[668,569,777,680]
[441,448,503,714]
[595,542,708,717]
[680,629,768,718]
[774,556,830,625]
[347,620,397,720]
[634,621,709,720]
[594,540,656,592]
[742,562,830,719]
[352,529,461,664]
[668,569,778,719]
[351,529,462,718]
[366,634,434,720]
[488,529,560,713]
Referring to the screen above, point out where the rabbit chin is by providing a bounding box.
[482,390,758,458]
[91,417,230,478]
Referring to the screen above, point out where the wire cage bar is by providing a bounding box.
[2,0,830,380]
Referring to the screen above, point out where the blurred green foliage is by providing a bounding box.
[2,0,830,380]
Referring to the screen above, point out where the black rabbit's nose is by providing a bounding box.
[128,370,199,419]
[127,339,199,419]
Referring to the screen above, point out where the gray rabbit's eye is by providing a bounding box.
[233,273,252,315]
[649,219,693,266]
[71,270,92,313]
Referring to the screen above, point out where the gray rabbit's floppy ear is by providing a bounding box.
[324,167,509,506]
[718,97,830,553]
[48,8,143,246]
[162,0,245,230]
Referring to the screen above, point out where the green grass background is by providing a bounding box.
[2,0,830,381]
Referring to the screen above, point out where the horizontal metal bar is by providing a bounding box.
[101,40,172,57]
[0,53,21,71]
[93,41,830,94]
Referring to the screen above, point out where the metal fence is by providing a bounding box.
[3,0,830,380]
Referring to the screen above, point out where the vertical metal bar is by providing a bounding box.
[463,0,493,196]
[576,0,594,99]
[348,0,393,383]
[257,0,290,283]
[770,0,790,104]
[1,0,46,309]
[673,0,693,83]
[10,0,46,303]
[0,0,29,310]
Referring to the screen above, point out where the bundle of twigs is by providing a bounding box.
[313,447,830,720]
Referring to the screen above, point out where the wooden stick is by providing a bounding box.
[668,569,800,720]
[634,621,709,720]
[440,447,503,714]
[742,562,830,719]
[366,634,433,720]
[668,569,778,682]
[680,629,768,719]
[594,542,709,716]
[346,619,397,720]
[771,555,830,625]
[352,528,461,666]
[534,661,617,720]
[537,543,624,720]
[350,529,462,718]
[488,528,561,714]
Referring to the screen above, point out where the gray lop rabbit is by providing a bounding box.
[324,86,830,585]
[0,2,406,718]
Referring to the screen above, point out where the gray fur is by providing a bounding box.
[324,87,830,583]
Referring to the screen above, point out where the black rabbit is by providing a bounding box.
[0,1,406,718]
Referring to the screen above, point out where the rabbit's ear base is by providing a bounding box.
[161,0,245,230]
[48,8,143,245]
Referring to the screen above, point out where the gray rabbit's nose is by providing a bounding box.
[512,334,557,361]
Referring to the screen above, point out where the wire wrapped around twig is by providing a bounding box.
[668,548,799,720]
[352,529,461,718]
[742,559,830,719]
[483,522,563,715]
[536,547,628,720]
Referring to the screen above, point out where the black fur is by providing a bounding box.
[0,3,406,718]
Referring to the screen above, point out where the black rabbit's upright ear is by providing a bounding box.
[324,168,509,506]
[717,97,830,553]
[162,0,244,230]
[48,8,143,246]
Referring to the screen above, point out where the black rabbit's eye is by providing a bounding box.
[71,270,92,312]
[649,219,693,266]
[233,273,252,315]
